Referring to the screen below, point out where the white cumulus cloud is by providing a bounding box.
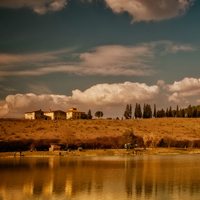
[104,0,194,22]
[0,0,194,20]
[1,77,200,118]
[72,81,160,105]
[157,80,165,86]
[165,77,200,103]
[1,93,72,117]
[0,81,162,118]
[165,77,200,92]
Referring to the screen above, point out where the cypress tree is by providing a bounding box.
[134,103,138,119]
[134,103,142,119]
[138,104,142,118]
[179,108,182,117]
[166,108,169,117]
[124,104,132,119]
[147,104,152,118]
[157,109,165,118]
[182,109,185,117]
[153,104,157,118]
[143,104,152,118]
[129,104,132,119]
[134,103,137,118]
[193,107,198,118]
[187,105,193,118]
[124,104,129,119]
[87,109,93,119]
[143,103,146,118]
[169,106,173,117]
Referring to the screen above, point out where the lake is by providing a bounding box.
[0,155,200,200]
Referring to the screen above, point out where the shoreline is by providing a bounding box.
[1,148,200,158]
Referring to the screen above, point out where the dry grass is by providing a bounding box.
[1,118,200,142]
[1,118,200,151]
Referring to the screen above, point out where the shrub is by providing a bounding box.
[36,127,45,131]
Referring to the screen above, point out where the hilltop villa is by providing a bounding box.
[66,107,85,120]
[25,107,85,120]
[25,109,44,120]
[44,109,66,120]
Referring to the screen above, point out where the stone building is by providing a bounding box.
[44,109,66,120]
[25,109,44,120]
[66,107,85,120]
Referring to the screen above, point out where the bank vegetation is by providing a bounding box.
[0,118,200,151]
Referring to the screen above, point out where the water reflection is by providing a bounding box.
[0,155,200,200]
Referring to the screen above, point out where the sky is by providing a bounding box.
[0,0,200,118]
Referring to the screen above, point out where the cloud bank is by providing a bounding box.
[1,77,200,118]
[78,45,155,76]
[165,77,200,103]
[0,0,67,14]
[0,41,195,77]
[0,0,194,22]
[104,0,194,22]
[0,81,161,117]
[72,81,160,105]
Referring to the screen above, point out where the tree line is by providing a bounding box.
[81,109,104,119]
[123,104,200,119]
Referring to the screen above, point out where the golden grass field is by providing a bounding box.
[0,118,200,142]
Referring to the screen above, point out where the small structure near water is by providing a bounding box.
[49,143,66,151]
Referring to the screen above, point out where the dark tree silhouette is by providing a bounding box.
[187,105,193,118]
[153,104,157,118]
[143,104,152,118]
[169,106,173,117]
[135,103,142,119]
[81,113,88,119]
[157,109,165,118]
[95,111,103,118]
[193,107,198,118]
[87,109,93,119]
[124,104,132,119]
[166,108,169,117]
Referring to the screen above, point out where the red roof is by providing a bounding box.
[65,110,85,113]
[44,110,65,113]
[25,110,43,113]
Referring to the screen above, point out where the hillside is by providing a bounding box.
[0,118,200,151]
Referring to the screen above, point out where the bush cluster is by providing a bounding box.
[1,135,199,152]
